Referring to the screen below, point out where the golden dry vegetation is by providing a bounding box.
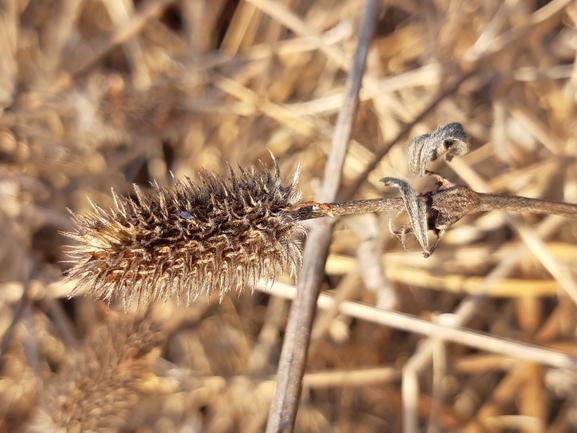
[1,0,577,432]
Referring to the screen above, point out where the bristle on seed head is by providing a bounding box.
[64,159,304,308]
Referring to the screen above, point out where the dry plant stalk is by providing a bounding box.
[63,124,577,307]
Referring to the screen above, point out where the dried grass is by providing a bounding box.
[1,0,577,432]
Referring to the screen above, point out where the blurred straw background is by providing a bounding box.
[1,0,577,431]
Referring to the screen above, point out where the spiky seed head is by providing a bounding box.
[63,160,305,308]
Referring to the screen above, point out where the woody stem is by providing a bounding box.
[291,193,577,221]
[478,194,577,218]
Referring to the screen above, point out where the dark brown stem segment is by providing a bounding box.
[478,193,577,218]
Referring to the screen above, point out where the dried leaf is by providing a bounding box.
[381,177,431,257]
[408,122,470,177]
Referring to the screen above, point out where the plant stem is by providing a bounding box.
[290,198,404,221]
[291,192,577,222]
[265,2,379,432]
[478,193,577,218]
[329,197,405,216]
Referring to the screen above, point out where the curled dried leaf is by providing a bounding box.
[381,177,431,257]
[409,122,469,176]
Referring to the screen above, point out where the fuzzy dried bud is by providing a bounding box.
[64,161,305,308]
[409,122,469,176]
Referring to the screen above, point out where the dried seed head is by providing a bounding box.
[64,160,305,308]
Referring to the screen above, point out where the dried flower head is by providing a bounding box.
[64,160,305,307]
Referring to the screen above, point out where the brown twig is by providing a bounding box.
[291,185,577,259]
[478,193,577,218]
[256,280,577,371]
[0,284,32,371]
[265,2,379,432]
[296,189,577,221]
[290,198,404,220]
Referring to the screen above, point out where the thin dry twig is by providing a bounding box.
[302,170,577,258]
[256,280,577,371]
[265,2,379,432]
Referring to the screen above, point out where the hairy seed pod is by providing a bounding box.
[64,161,305,308]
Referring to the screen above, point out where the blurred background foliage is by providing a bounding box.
[1,0,577,431]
